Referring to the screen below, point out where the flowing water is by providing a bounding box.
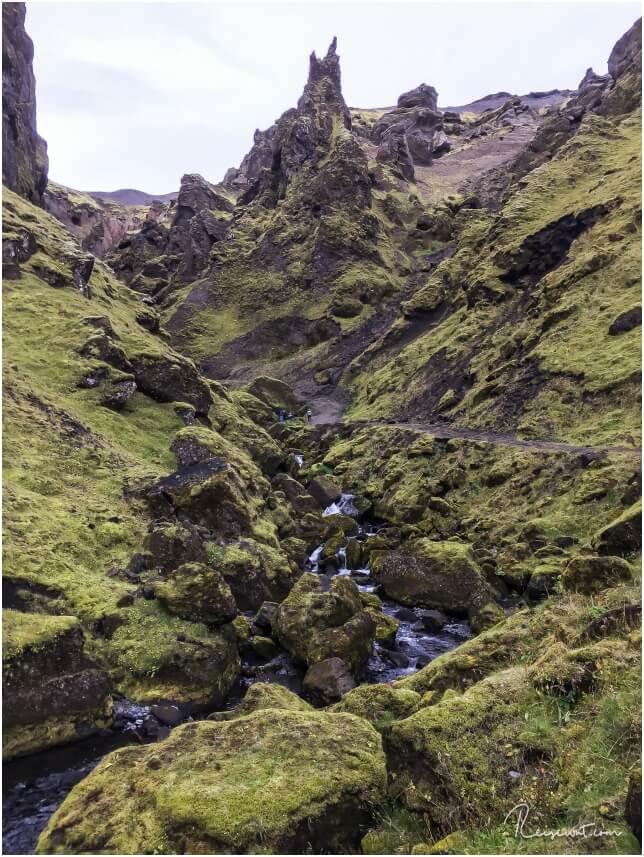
[3,493,471,853]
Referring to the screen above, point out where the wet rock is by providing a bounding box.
[209,682,313,721]
[213,539,299,611]
[308,475,342,507]
[150,704,183,726]
[303,657,356,705]
[2,3,48,204]
[345,538,363,569]
[154,562,237,625]
[562,555,633,595]
[275,573,377,674]
[3,611,111,760]
[416,609,449,632]
[324,513,358,535]
[253,600,279,632]
[39,708,387,854]
[248,635,278,660]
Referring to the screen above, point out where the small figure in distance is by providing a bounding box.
[306,408,312,423]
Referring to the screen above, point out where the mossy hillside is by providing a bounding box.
[385,642,640,853]
[344,111,642,447]
[2,188,271,699]
[321,425,639,581]
[37,709,387,854]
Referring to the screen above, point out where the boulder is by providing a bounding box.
[213,539,299,611]
[308,475,342,507]
[417,609,449,632]
[332,684,421,727]
[246,375,302,414]
[275,573,377,674]
[3,611,111,759]
[562,555,632,595]
[593,500,642,556]
[144,522,205,573]
[303,657,356,705]
[154,562,237,625]
[370,539,495,615]
[209,682,313,721]
[129,351,212,414]
[38,709,387,854]
[467,599,505,634]
[253,601,279,632]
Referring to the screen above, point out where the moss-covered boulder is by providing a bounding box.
[38,709,387,854]
[209,682,312,721]
[129,351,213,414]
[308,474,342,507]
[246,375,302,414]
[209,538,299,611]
[562,554,633,595]
[593,500,642,556]
[154,562,237,625]
[3,610,112,759]
[275,573,377,674]
[331,683,421,727]
[385,668,541,827]
[144,522,205,572]
[371,539,495,615]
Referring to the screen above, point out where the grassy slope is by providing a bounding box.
[344,111,642,447]
[3,188,239,695]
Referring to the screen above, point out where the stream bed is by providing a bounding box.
[3,494,471,853]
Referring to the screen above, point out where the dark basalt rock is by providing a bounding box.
[608,17,642,81]
[3,613,112,759]
[154,562,237,625]
[397,83,438,110]
[373,83,448,180]
[303,657,356,705]
[2,3,48,205]
[608,305,641,335]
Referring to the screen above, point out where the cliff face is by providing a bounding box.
[2,2,48,204]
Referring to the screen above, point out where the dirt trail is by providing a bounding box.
[317,415,642,458]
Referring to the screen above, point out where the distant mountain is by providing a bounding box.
[88,187,178,205]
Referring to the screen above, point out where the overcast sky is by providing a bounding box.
[26,2,639,193]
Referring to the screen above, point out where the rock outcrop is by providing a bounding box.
[2,2,48,204]
[3,611,112,759]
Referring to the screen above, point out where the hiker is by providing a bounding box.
[306,408,312,423]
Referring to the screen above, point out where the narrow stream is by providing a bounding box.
[3,493,471,853]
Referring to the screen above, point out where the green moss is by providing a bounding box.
[2,610,78,661]
[38,709,387,854]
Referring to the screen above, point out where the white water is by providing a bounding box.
[323,493,360,517]
[294,454,304,468]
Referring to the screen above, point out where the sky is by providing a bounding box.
[26,1,640,193]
